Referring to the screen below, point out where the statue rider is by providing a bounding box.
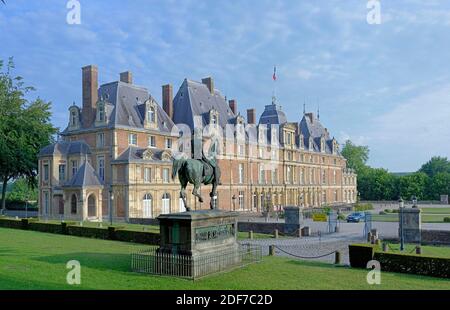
[192,128,220,184]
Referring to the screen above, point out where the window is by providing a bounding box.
[272,168,278,184]
[97,132,105,147]
[287,166,292,184]
[238,144,244,156]
[144,167,151,183]
[43,164,49,181]
[98,156,105,181]
[334,158,337,165]
[238,191,244,210]
[143,194,153,218]
[128,133,137,146]
[259,165,265,184]
[165,138,172,149]
[71,110,77,126]
[211,114,217,125]
[148,136,156,148]
[238,164,244,184]
[162,168,169,183]
[43,192,49,215]
[58,164,65,181]
[71,160,78,176]
[322,157,325,164]
[309,169,313,184]
[334,190,338,202]
[98,104,105,122]
[333,170,337,185]
[147,106,156,123]
[322,170,326,185]
[71,194,77,214]
[300,169,304,185]
[161,193,170,214]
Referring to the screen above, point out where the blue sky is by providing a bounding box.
[1,0,450,171]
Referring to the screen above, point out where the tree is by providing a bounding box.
[419,156,450,178]
[397,172,429,201]
[7,177,38,202]
[340,140,369,174]
[426,172,450,200]
[357,167,398,200]
[0,58,58,212]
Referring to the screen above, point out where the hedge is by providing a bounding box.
[348,244,376,268]
[0,218,159,245]
[373,252,450,279]
[349,243,450,278]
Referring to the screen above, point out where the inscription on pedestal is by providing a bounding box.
[195,224,235,243]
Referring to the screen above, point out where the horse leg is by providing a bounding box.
[210,181,218,210]
[180,179,190,212]
[192,182,203,203]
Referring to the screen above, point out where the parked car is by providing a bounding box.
[346,212,366,223]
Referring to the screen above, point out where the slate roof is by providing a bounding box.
[113,146,172,163]
[299,113,334,154]
[259,103,287,125]
[39,141,91,157]
[172,79,236,130]
[63,161,103,188]
[61,81,175,134]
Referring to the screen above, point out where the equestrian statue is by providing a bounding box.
[172,134,221,211]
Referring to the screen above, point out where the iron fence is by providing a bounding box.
[131,243,262,279]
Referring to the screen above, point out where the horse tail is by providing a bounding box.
[172,158,185,180]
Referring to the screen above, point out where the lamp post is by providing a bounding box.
[399,198,405,251]
[109,186,114,226]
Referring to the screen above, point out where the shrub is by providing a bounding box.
[384,209,392,213]
[66,225,110,240]
[348,244,375,268]
[374,252,450,279]
[444,217,450,223]
[354,203,374,212]
[115,229,160,245]
[379,211,387,215]
[0,218,22,229]
[28,222,63,234]
[338,213,346,221]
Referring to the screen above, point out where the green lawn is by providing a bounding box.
[0,228,449,290]
[372,213,450,223]
[378,243,450,258]
[420,207,450,214]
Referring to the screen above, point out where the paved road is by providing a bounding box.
[1,210,38,218]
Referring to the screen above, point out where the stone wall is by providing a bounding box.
[237,221,286,235]
[422,230,450,245]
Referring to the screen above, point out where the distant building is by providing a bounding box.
[38,66,357,221]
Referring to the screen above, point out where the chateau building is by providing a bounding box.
[38,65,357,221]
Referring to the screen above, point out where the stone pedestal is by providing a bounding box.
[283,206,303,235]
[398,208,421,243]
[157,210,239,256]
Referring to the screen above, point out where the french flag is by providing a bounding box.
[273,66,277,81]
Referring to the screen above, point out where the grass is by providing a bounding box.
[0,227,449,290]
[378,242,450,258]
[372,213,450,223]
[420,207,450,215]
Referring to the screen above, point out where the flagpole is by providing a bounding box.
[272,66,277,105]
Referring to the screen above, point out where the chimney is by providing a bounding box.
[228,99,237,115]
[305,112,314,123]
[162,84,173,120]
[247,108,256,124]
[201,77,214,95]
[82,65,98,128]
[120,71,133,84]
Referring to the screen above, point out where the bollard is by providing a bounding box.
[382,242,388,252]
[269,245,275,256]
[274,229,279,239]
[367,232,372,242]
[416,246,422,255]
[334,226,340,233]
[334,251,341,265]
[249,230,254,240]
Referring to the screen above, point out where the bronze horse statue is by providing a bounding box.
[172,157,221,211]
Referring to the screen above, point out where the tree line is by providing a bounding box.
[341,141,450,201]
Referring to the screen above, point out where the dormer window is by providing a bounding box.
[95,101,107,126]
[144,99,158,129]
[68,105,80,130]
[320,137,326,153]
[309,137,314,152]
[209,109,219,126]
[299,134,304,149]
[332,138,338,154]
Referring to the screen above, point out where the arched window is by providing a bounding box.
[143,194,153,218]
[161,193,171,214]
[87,194,96,218]
[71,194,77,214]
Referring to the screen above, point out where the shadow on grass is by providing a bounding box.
[34,252,132,272]
[0,274,91,290]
